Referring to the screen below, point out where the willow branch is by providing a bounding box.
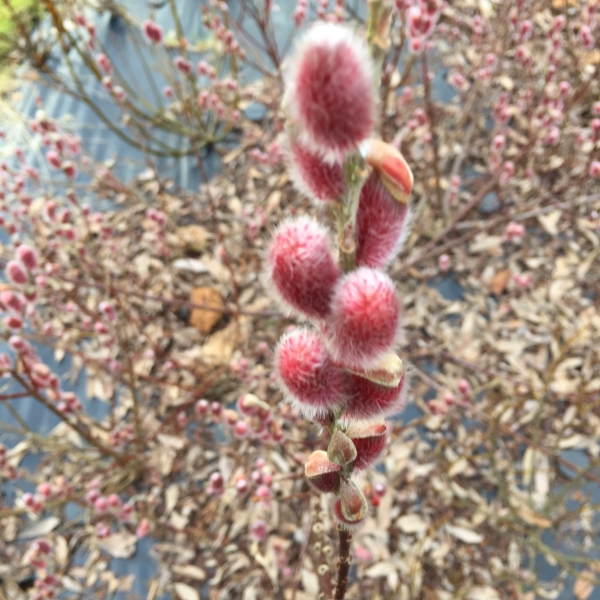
[334,528,352,600]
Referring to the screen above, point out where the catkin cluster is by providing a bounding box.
[266,22,413,529]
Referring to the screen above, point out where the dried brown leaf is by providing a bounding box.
[201,317,250,364]
[177,225,212,252]
[98,531,137,559]
[515,503,552,528]
[397,514,428,534]
[171,565,206,581]
[538,210,561,236]
[445,524,483,544]
[488,269,511,295]
[189,287,223,333]
[466,586,500,600]
[574,570,595,600]
[18,517,60,540]
[173,582,200,600]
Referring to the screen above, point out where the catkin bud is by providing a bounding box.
[275,329,345,418]
[266,217,340,319]
[305,450,341,493]
[325,268,400,370]
[355,171,411,269]
[284,22,376,160]
[331,497,366,531]
[16,245,38,271]
[250,520,268,541]
[142,19,164,44]
[46,150,61,169]
[5,315,23,330]
[6,260,28,285]
[327,429,357,466]
[287,136,345,201]
[346,420,387,470]
[174,56,192,74]
[344,370,407,420]
[0,291,24,313]
[136,518,152,538]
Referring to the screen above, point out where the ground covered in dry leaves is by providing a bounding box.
[1,1,600,599]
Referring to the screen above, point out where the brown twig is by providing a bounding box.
[194,151,242,314]
[409,350,600,487]
[442,122,476,216]
[421,52,442,210]
[334,528,352,600]
[290,512,314,600]
[10,370,130,465]
[0,392,29,401]
[397,173,499,272]
[398,141,534,273]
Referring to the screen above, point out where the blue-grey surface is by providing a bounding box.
[15,2,212,188]
[479,190,500,213]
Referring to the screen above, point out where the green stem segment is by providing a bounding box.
[334,154,365,274]
[366,0,393,80]
[333,0,393,276]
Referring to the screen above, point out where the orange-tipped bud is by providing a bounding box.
[346,420,387,471]
[223,409,239,426]
[305,450,341,493]
[362,139,413,203]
